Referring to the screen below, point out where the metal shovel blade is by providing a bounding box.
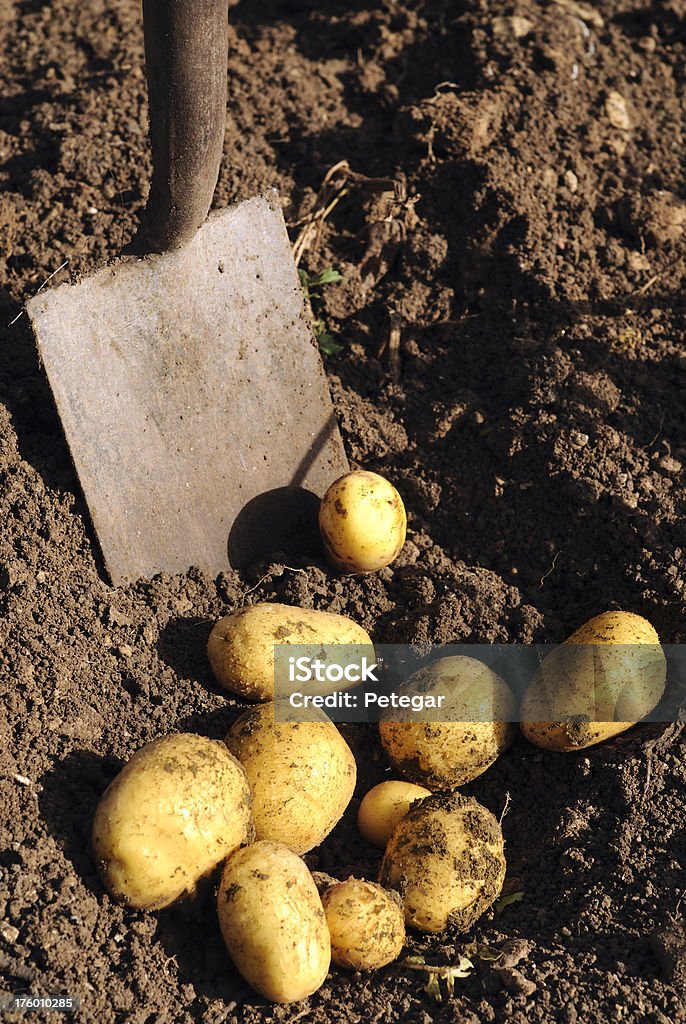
[27,191,348,584]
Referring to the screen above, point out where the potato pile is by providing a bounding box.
[91,465,668,1005]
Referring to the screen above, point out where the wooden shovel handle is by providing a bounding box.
[139,0,229,252]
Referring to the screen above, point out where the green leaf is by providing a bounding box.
[298,267,342,291]
[314,321,343,356]
[298,268,344,355]
[494,890,524,914]
[309,268,342,287]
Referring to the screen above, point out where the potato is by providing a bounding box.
[217,840,330,1003]
[318,470,406,574]
[225,702,356,854]
[207,601,374,701]
[379,790,506,933]
[357,780,431,848]
[321,877,405,970]
[521,610,666,751]
[92,733,253,910]
[379,656,518,789]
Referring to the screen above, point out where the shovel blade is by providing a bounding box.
[27,191,348,584]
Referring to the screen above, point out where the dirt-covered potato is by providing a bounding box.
[321,877,405,970]
[92,734,253,910]
[357,780,431,848]
[378,656,518,790]
[207,601,374,701]
[217,840,330,1003]
[225,702,356,854]
[521,610,666,751]
[318,470,406,574]
[379,790,506,933]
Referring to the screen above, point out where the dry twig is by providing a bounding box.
[377,312,403,382]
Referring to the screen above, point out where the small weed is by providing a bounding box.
[401,954,474,1002]
[300,268,343,289]
[298,267,343,355]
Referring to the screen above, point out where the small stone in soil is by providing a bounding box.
[605,91,632,131]
[499,938,532,969]
[0,922,20,943]
[497,966,537,996]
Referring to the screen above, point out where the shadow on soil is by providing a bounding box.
[38,749,123,892]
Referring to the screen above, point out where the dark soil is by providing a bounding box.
[1,1,686,1022]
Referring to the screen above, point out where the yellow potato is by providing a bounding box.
[225,702,356,854]
[379,656,518,789]
[92,734,253,910]
[521,611,666,751]
[318,470,406,574]
[357,780,431,848]
[207,601,374,701]
[379,790,506,933]
[217,840,330,1003]
[321,878,405,970]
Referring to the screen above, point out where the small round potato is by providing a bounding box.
[217,840,330,1003]
[207,601,374,701]
[92,733,253,910]
[319,470,406,574]
[321,878,405,970]
[521,610,666,751]
[225,702,356,854]
[379,656,518,790]
[379,790,506,934]
[357,780,431,848]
